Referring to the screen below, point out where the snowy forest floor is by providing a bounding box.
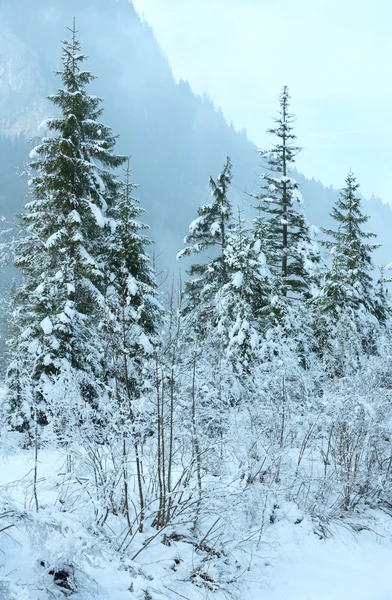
[1,449,392,600]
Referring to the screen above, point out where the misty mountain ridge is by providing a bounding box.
[0,0,391,273]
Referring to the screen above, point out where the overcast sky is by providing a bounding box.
[132,0,392,203]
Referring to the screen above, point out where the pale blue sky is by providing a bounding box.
[132,0,392,202]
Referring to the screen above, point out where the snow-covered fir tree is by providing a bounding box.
[102,160,162,531]
[316,171,382,372]
[176,158,238,438]
[6,23,126,429]
[177,156,233,332]
[104,159,159,372]
[253,86,319,315]
[103,159,160,425]
[218,207,270,376]
[374,266,392,325]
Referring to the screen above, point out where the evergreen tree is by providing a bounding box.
[6,23,126,428]
[104,159,160,393]
[316,171,381,371]
[253,86,318,305]
[177,157,233,328]
[177,158,237,431]
[218,208,270,375]
[374,266,392,325]
[102,160,161,531]
[320,171,378,318]
[179,169,271,405]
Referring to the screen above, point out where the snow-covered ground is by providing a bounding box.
[254,510,392,600]
[1,449,392,600]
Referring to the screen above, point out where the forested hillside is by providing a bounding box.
[0,0,391,270]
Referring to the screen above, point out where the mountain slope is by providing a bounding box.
[0,0,391,271]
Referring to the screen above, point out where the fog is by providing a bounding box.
[134,0,392,204]
[1,0,392,273]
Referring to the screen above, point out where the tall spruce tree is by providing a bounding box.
[102,160,161,531]
[177,157,233,328]
[253,86,318,306]
[320,171,378,318]
[374,266,392,325]
[6,23,126,428]
[316,171,381,371]
[218,208,270,375]
[176,158,235,432]
[104,159,160,389]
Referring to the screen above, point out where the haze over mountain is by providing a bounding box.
[0,0,391,273]
[134,0,392,205]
